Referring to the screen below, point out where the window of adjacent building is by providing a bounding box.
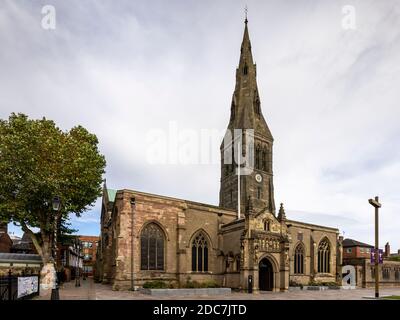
[395,269,400,281]
[84,254,92,261]
[83,241,93,248]
[191,232,208,272]
[360,248,364,253]
[371,267,375,279]
[140,223,165,270]
[294,243,305,274]
[366,248,370,253]
[317,239,330,273]
[346,248,352,253]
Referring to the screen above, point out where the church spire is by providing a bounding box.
[220,17,275,215]
[238,16,254,79]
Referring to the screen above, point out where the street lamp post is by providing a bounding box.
[75,238,81,287]
[51,196,61,300]
[368,196,381,299]
[130,197,136,291]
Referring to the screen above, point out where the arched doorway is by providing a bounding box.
[259,258,274,291]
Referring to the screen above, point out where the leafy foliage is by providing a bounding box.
[389,256,400,262]
[142,280,169,289]
[0,113,106,262]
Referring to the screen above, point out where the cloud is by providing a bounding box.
[1,0,400,249]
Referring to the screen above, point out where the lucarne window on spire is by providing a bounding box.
[243,64,248,75]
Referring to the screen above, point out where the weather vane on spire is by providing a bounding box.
[245,5,248,24]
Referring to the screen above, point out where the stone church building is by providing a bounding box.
[96,19,342,292]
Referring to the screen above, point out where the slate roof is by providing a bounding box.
[0,253,42,263]
[343,238,374,248]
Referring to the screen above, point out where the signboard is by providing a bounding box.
[370,249,383,264]
[378,249,384,264]
[17,276,39,298]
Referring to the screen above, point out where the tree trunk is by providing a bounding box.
[22,225,56,294]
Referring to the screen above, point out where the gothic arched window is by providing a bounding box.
[230,101,235,120]
[255,146,260,169]
[192,232,209,272]
[261,148,267,171]
[318,238,330,273]
[294,243,305,274]
[140,223,165,270]
[263,220,270,231]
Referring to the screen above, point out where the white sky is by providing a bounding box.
[1,0,399,251]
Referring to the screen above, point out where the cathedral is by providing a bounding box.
[96,19,342,292]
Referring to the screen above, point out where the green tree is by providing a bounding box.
[0,113,106,265]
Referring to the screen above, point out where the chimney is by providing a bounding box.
[384,242,390,257]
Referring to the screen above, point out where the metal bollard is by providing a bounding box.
[248,275,253,294]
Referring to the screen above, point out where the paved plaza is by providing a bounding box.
[35,278,400,300]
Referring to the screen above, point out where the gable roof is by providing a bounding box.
[343,238,374,248]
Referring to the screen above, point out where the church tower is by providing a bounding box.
[219,18,275,216]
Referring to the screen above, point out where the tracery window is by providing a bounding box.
[261,148,267,171]
[317,239,330,273]
[294,244,305,274]
[192,232,209,272]
[140,223,164,270]
[255,146,261,169]
[382,268,390,280]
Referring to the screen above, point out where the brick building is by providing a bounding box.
[343,238,400,288]
[79,235,99,277]
[96,18,342,292]
[343,239,373,260]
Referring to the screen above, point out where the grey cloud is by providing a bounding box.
[1,0,400,248]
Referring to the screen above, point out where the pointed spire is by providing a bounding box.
[240,17,253,67]
[278,203,286,222]
[244,5,248,24]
